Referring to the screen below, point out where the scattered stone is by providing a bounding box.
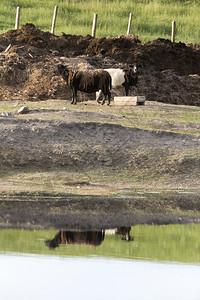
[18,106,30,114]
[1,111,14,117]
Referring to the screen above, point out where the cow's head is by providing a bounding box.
[129,63,143,75]
[129,64,137,73]
[53,64,69,76]
[123,65,139,86]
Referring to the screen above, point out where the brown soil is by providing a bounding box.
[0,23,199,105]
[0,100,200,189]
[0,100,200,229]
[0,194,200,230]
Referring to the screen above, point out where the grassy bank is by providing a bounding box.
[0,0,199,43]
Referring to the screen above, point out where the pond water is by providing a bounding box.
[0,224,200,300]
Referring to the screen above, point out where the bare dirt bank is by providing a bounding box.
[0,100,200,229]
[0,100,200,192]
[0,192,200,230]
[0,24,200,228]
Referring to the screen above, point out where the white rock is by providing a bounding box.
[1,111,14,117]
[18,106,29,114]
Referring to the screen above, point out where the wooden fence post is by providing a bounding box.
[15,7,20,30]
[127,13,132,35]
[171,21,176,43]
[51,5,58,34]
[92,13,98,38]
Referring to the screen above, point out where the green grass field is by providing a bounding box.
[0,0,199,43]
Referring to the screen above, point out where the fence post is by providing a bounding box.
[92,13,98,38]
[171,21,176,43]
[127,13,132,35]
[51,5,58,34]
[15,7,20,30]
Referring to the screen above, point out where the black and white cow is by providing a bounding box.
[96,64,139,102]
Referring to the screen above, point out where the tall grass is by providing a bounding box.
[0,0,199,43]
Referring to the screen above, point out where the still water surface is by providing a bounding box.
[0,224,200,300]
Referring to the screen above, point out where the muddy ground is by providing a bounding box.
[0,24,200,229]
[0,100,200,229]
[0,193,200,230]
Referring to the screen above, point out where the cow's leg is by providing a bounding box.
[122,82,130,96]
[71,87,77,105]
[101,92,106,105]
[125,85,129,96]
[71,94,74,104]
[74,89,78,104]
[107,90,111,105]
[71,88,75,104]
[96,90,103,104]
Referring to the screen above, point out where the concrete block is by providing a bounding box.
[114,96,146,106]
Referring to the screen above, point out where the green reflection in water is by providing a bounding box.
[0,224,199,264]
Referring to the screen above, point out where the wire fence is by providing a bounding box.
[14,6,176,42]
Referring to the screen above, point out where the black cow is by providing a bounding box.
[53,64,112,105]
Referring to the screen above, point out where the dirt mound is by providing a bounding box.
[0,105,200,194]
[129,38,200,75]
[0,44,97,101]
[1,24,200,75]
[0,23,140,57]
[0,23,95,56]
[1,115,199,170]
[0,23,200,105]
[137,68,200,106]
[86,37,200,76]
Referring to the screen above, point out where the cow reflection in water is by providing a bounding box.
[115,226,132,241]
[45,227,132,249]
[45,230,105,249]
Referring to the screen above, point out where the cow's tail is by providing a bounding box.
[109,75,112,90]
